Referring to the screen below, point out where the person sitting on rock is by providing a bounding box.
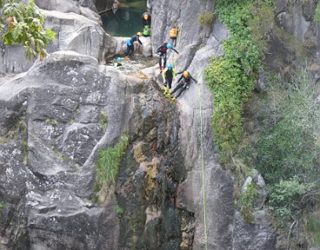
[125,32,143,57]
[171,71,197,98]
[162,63,175,90]
[156,42,179,72]
[169,25,178,46]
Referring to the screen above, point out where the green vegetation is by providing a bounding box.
[315,2,320,23]
[206,0,320,229]
[0,0,55,59]
[115,204,124,218]
[306,216,320,245]
[198,11,215,27]
[46,118,58,127]
[269,178,313,224]
[239,182,257,223]
[252,72,320,225]
[206,0,266,161]
[95,135,129,193]
[99,111,108,129]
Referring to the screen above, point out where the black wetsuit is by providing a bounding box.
[156,43,178,70]
[125,35,142,56]
[164,68,174,89]
[142,13,151,27]
[171,73,197,98]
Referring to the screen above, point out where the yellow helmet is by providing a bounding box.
[183,71,189,78]
[137,32,142,36]
[144,14,149,20]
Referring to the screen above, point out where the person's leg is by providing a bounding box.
[175,86,186,98]
[159,54,163,70]
[164,79,168,87]
[171,83,182,94]
[168,78,172,89]
[125,45,130,56]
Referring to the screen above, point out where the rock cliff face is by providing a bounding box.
[2,0,319,249]
[150,0,275,249]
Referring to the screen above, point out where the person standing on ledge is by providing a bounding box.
[125,32,143,57]
[169,25,178,46]
[142,12,151,37]
[156,42,179,72]
[162,63,175,90]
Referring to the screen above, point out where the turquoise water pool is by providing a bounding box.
[101,0,147,37]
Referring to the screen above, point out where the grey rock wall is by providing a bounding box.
[0,51,130,249]
[35,0,100,22]
[149,0,277,249]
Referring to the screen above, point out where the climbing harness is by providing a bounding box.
[198,80,208,250]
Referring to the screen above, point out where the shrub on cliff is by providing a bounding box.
[0,0,55,59]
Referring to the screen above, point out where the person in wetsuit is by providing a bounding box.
[169,25,178,46]
[156,42,178,71]
[171,71,197,98]
[142,12,151,27]
[162,64,175,89]
[125,32,143,56]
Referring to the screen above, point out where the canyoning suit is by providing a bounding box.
[162,68,175,89]
[156,43,179,71]
[142,12,151,26]
[142,12,151,37]
[169,27,178,46]
[125,35,142,56]
[171,72,197,98]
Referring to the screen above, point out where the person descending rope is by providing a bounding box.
[162,64,175,97]
[142,12,151,37]
[156,42,179,72]
[125,32,143,57]
[171,70,197,99]
[169,25,178,46]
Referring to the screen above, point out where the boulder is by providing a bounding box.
[233,210,276,250]
[0,9,116,74]
[35,0,100,22]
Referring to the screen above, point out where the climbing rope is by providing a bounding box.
[198,77,208,250]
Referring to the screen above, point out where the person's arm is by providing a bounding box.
[190,75,198,83]
[171,48,179,54]
[156,45,162,53]
[176,71,183,75]
[176,75,183,83]
[138,38,143,45]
